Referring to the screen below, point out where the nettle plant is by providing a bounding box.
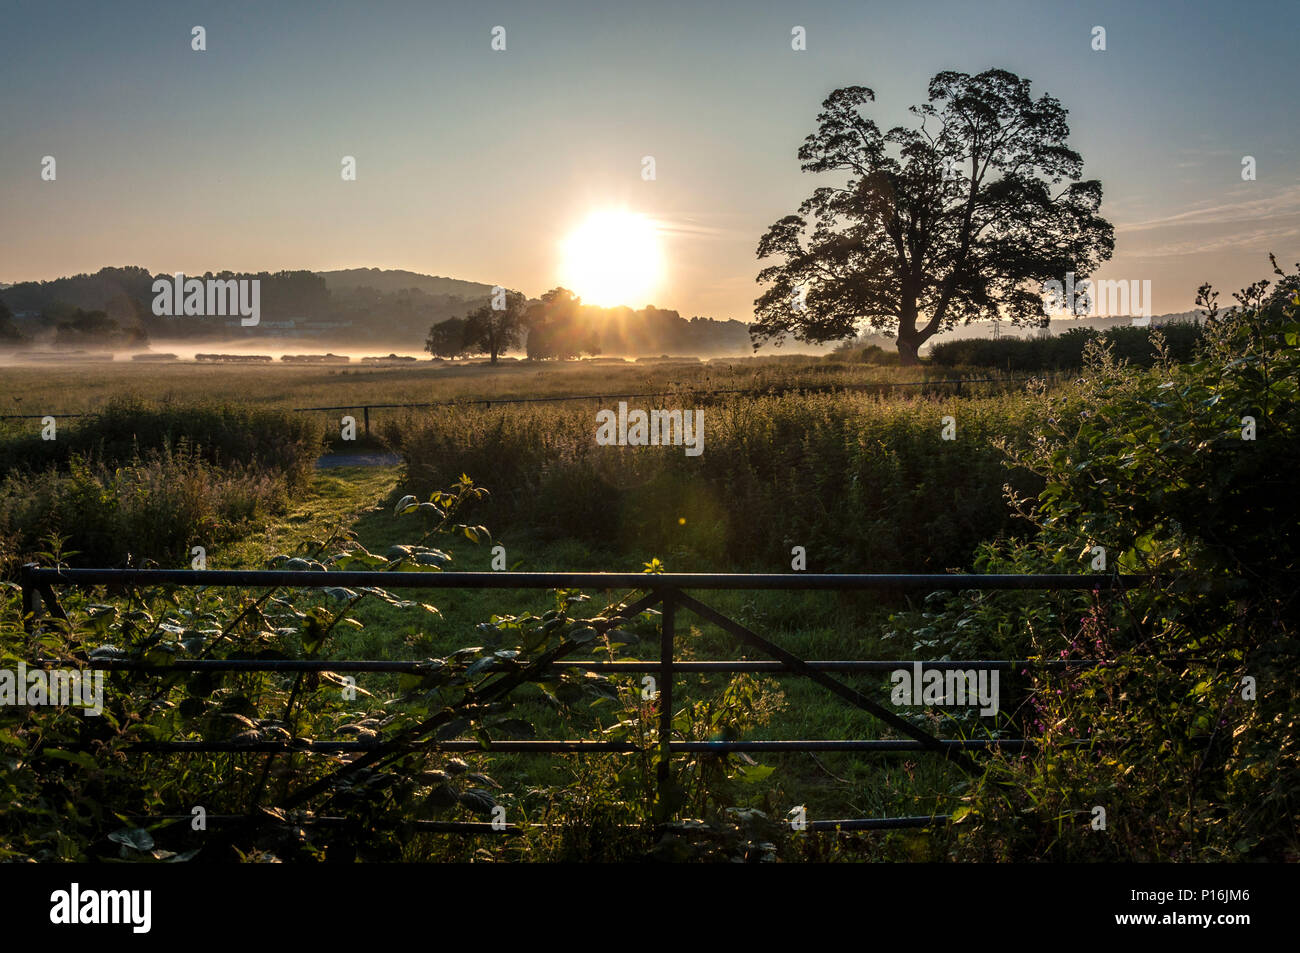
[927,259,1300,861]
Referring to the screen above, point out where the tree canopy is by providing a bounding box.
[752,69,1115,364]
[524,288,600,360]
[424,316,468,359]
[462,290,528,363]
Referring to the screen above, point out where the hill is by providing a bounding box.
[317,268,496,300]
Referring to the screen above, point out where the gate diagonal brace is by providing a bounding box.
[673,592,980,775]
[277,588,666,813]
[37,585,69,624]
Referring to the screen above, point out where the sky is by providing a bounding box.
[2,0,1297,321]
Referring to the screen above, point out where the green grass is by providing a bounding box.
[192,462,970,829]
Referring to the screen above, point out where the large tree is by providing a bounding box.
[753,69,1114,364]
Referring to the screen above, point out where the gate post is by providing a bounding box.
[20,562,37,633]
[655,589,675,824]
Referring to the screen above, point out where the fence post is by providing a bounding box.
[20,562,37,633]
[655,589,675,824]
[363,406,370,438]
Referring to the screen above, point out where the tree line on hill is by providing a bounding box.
[0,266,452,348]
[0,296,147,349]
[425,287,752,362]
[0,266,752,356]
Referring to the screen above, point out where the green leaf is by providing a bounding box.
[486,718,535,738]
[108,827,155,851]
[568,626,599,644]
[458,789,497,816]
[735,763,776,784]
[44,749,100,771]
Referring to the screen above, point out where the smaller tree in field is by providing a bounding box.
[463,290,527,364]
[425,317,468,359]
[525,287,601,360]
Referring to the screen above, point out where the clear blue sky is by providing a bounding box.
[2,0,1296,318]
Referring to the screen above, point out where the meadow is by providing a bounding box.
[0,350,1028,413]
[1,310,1295,863]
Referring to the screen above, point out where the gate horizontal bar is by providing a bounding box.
[123,738,1031,754]
[809,816,949,831]
[70,657,1094,674]
[28,567,1143,591]
[126,813,952,833]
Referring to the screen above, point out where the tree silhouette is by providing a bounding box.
[0,298,23,344]
[524,288,600,360]
[463,290,527,364]
[753,69,1115,364]
[425,316,468,359]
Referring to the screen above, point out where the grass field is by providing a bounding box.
[0,353,1038,416]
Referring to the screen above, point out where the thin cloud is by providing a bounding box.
[1126,222,1300,258]
[1118,185,1300,232]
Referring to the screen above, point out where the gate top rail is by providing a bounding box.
[23,566,1143,591]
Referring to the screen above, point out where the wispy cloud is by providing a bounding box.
[1126,223,1300,259]
[1117,185,1300,232]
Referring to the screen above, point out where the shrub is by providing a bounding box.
[928,322,1205,370]
[0,398,325,489]
[909,261,1300,860]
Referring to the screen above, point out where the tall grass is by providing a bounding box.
[0,397,325,487]
[387,389,1045,571]
[0,444,291,572]
[0,400,324,573]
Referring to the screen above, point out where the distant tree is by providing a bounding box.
[0,298,23,345]
[463,290,527,364]
[753,69,1115,365]
[425,316,468,359]
[52,307,145,348]
[525,288,600,360]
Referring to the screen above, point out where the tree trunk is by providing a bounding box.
[896,336,921,366]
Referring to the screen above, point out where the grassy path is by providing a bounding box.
[220,465,403,569]
[210,464,962,834]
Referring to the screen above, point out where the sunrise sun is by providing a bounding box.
[559,210,663,308]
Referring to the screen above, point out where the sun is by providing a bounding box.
[559,210,663,308]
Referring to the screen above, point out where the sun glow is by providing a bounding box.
[559,210,663,308]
